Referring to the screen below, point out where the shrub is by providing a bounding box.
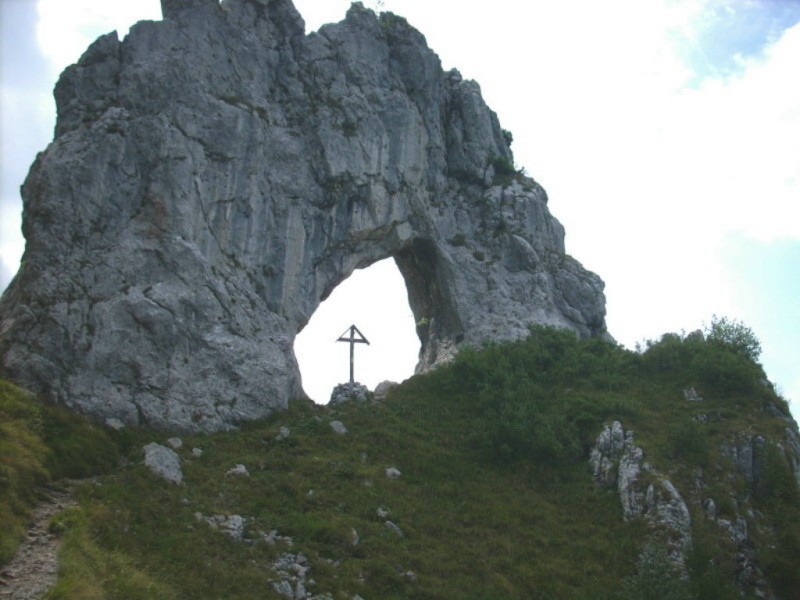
[641,329,765,398]
[448,326,637,464]
[705,315,761,363]
[490,155,516,176]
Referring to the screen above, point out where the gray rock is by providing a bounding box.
[385,520,404,537]
[683,386,703,402]
[589,420,626,486]
[143,442,182,484]
[194,512,246,540]
[191,447,203,458]
[329,382,370,406]
[272,580,294,598]
[385,467,402,479]
[167,437,183,449]
[104,417,125,431]
[618,436,645,520]
[373,380,398,401]
[0,0,609,432]
[329,420,348,435]
[785,427,800,484]
[226,463,249,477]
[276,426,291,441]
[590,422,692,564]
[721,433,767,489]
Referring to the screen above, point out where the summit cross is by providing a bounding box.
[336,325,370,384]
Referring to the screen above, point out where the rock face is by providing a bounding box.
[0,0,607,431]
[590,422,692,564]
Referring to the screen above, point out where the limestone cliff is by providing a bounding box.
[0,0,607,431]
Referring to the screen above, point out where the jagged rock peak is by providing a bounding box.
[0,0,608,431]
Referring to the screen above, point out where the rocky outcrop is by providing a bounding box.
[593,420,800,599]
[590,422,692,564]
[0,0,607,431]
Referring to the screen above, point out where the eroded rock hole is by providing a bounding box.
[294,258,419,404]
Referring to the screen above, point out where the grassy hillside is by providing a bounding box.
[2,324,798,599]
[0,379,118,564]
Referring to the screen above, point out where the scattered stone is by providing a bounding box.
[377,507,390,519]
[226,464,250,477]
[385,467,402,479]
[191,447,203,458]
[143,442,183,485]
[683,387,704,402]
[385,521,405,538]
[373,380,398,401]
[329,420,348,435]
[104,417,125,430]
[276,426,291,441]
[194,513,246,541]
[167,437,183,449]
[329,382,370,406]
[703,498,717,520]
[270,552,321,599]
[260,530,294,547]
[351,528,360,546]
[272,580,294,598]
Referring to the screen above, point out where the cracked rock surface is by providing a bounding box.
[0,0,608,431]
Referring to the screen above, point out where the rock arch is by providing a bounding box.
[0,0,607,431]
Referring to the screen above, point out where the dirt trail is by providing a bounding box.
[0,483,77,600]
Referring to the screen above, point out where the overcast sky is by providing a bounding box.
[1,0,798,412]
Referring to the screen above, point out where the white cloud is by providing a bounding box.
[35,0,161,74]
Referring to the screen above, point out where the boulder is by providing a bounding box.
[143,442,182,484]
[329,420,348,435]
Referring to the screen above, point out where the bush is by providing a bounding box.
[705,315,761,363]
[490,155,516,177]
[641,328,765,397]
[447,327,637,464]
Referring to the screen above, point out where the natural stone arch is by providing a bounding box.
[0,0,608,431]
[293,257,417,403]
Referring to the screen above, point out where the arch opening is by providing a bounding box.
[293,258,419,404]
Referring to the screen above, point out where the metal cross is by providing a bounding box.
[336,324,370,384]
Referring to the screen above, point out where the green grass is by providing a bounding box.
[0,379,118,565]
[2,324,799,598]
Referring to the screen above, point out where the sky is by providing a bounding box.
[0,0,798,412]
